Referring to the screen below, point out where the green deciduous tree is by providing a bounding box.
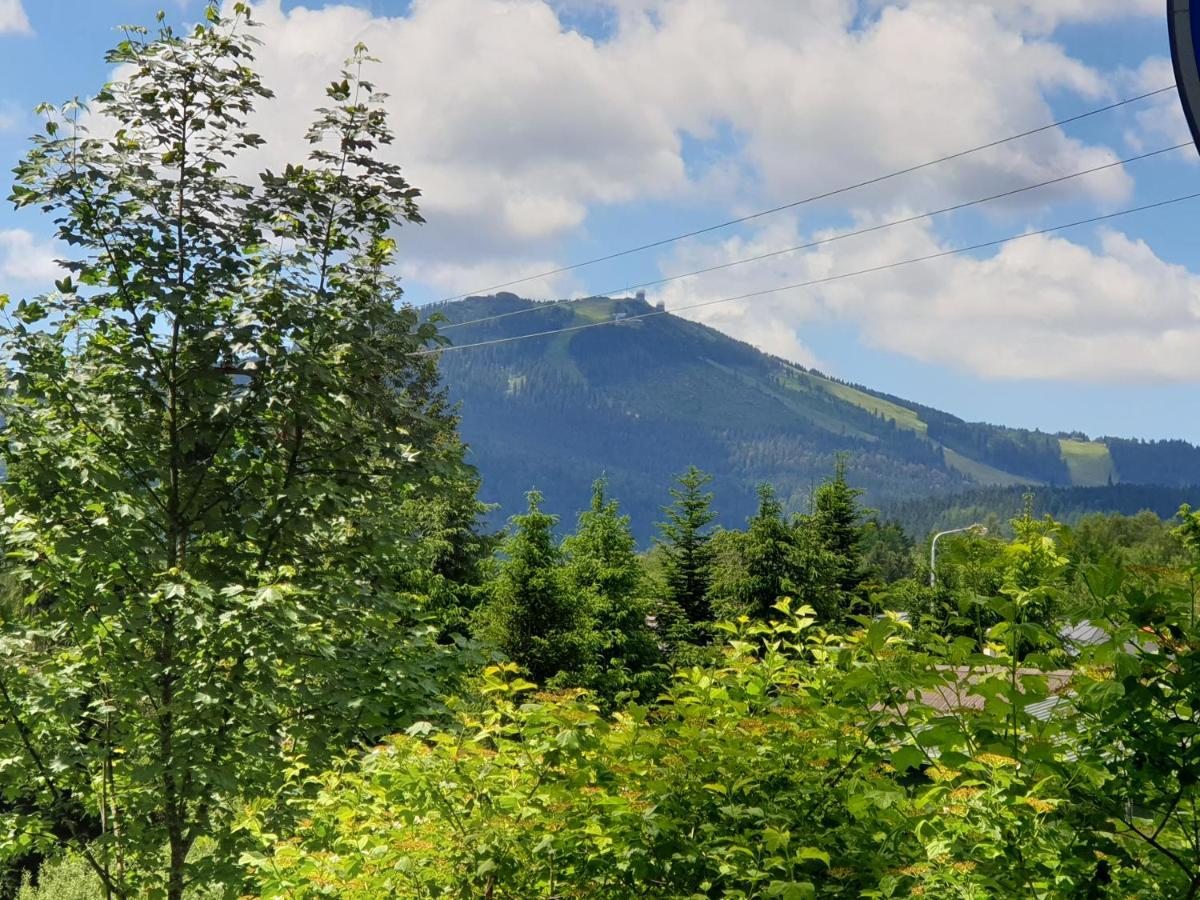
[252,517,1200,898]
[1174,504,1200,628]
[0,7,473,897]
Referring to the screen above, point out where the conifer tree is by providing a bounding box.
[475,492,584,684]
[562,480,662,701]
[656,466,717,624]
[811,460,866,570]
[563,479,642,602]
[712,484,798,620]
[806,457,868,617]
[724,487,801,619]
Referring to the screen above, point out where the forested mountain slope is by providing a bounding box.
[431,294,1200,540]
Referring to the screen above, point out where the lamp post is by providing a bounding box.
[930,524,988,587]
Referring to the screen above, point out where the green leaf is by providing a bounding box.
[891,746,925,773]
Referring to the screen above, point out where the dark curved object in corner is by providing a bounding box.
[1169,0,1200,156]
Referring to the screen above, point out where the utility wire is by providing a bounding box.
[438,85,1177,303]
[417,189,1200,357]
[441,141,1191,331]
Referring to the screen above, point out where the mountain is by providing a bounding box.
[430,294,1200,541]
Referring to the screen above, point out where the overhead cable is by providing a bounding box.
[416,189,1200,357]
[441,141,1190,332]
[437,85,1177,303]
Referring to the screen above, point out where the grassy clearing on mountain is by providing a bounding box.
[943,447,1035,487]
[815,376,929,434]
[1060,438,1116,486]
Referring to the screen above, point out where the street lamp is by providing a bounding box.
[930,524,988,587]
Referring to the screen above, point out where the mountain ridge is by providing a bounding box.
[429,294,1200,540]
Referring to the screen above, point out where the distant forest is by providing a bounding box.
[881,483,1200,538]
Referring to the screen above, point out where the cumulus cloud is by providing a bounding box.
[654,213,1200,383]
[1119,57,1196,156]
[135,0,1192,384]
[0,0,30,35]
[0,230,61,285]
[601,0,1122,206]
[238,0,688,277]
[398,257,580,304]
[231,0,1141,299]
[853,229,1200,382]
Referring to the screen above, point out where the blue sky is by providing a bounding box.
[1,0,1199,442]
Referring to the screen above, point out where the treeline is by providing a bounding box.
[1107,436,1200,485]
[463,461,899,706]
[926,416,1070,483]
[834,384,1079,483]
[884,482,1200,538]
[456,464,1198,708]
[443,350,966,541]
[848,384,1200,489]
[437,299,1200,541]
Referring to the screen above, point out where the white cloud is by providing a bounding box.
[854,229,1200,382]
[1119,57,1196,157]
[117,0,1189,385]
[0,102,20,131]
[0,0,30,35]
[655,214,1200,383]
[927,0,1158,32]
[567,0,1158,33]
[398,257,579,303]
[230,0,1139,299]
[241,1,686,235]
[605,0,1125,207]
[0,230,61,284]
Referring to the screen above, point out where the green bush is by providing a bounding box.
[248,574,1200,897]
[249,606,877,897]
[17,854,103,900]
[16,845,225,900]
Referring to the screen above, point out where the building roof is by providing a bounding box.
[914,666,1075,717]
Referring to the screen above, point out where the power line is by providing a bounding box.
[438,85,1177,303]
[417,189,1200,357]
[441,141,1191,332]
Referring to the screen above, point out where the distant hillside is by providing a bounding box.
[880,484,1200,539]
[429,294,1200,542]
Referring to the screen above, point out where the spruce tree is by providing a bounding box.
[712,484,798,621]
[656,466,717,624]
[807,457,868,617]
[562,480,662,702]
[563,479,642,603]
[476,492,583,684]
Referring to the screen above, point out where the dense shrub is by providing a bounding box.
[249,524,1200,898]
